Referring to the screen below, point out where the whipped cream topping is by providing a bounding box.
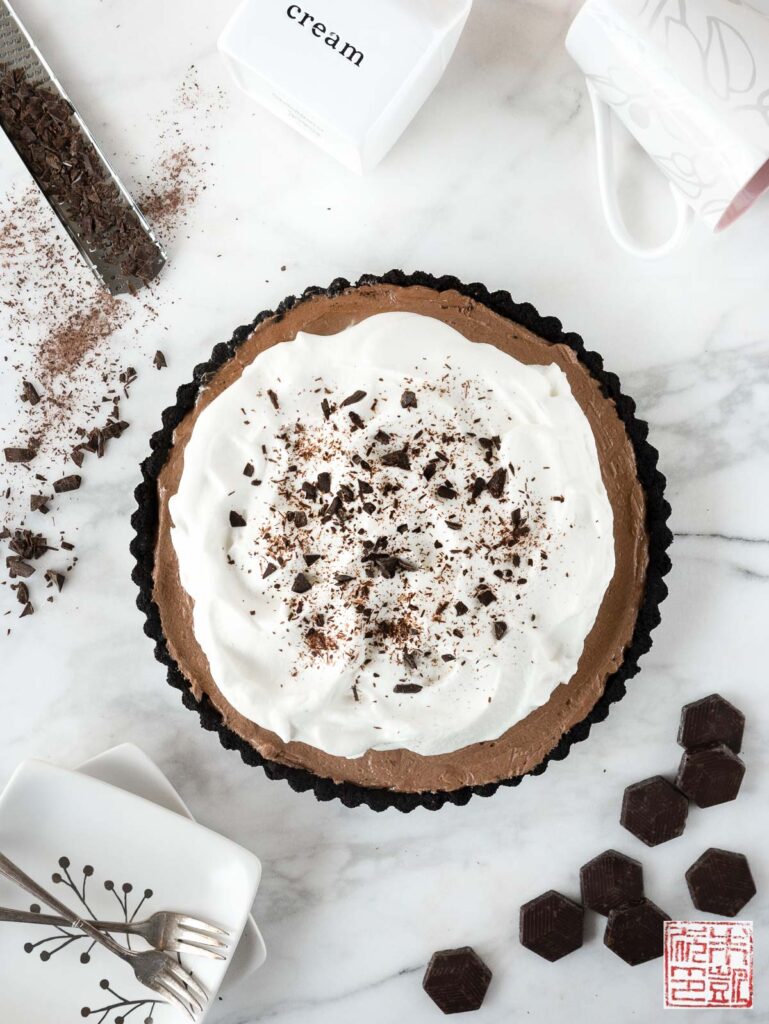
[169,312,615,758]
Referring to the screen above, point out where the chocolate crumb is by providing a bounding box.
[477,588,496,606]
[44,569,65,592]
[153,350,167,370]
[394,683,423,694]
[20,601,34,618]
[29,494,50,514]
[292,572,313,594]
[455,601,468,616]
[21,380,40,405]
[243,463,254,477]
[341,389,367,407]
[349,411,364,430]
[381,448,411,471]
[317,472,331,493]
[487,468,507,499]
[229,511,247,528]
[400,390,417,409]
[14,582,29,604]
[304,553,322,567]
[494,620,508,640]
[53,475,81,493]
[263,562,278,579]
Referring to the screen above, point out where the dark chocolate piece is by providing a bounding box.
[30,494,50,514]
[477,588,496,607]
[4,447,36,463]
[20,601,34,617]
[604,898,670,966]
[455,602,468,616]
[267,389,279,410]
[685,848,756,918]
[304,554,322,567]
[53,475,82,493]
[262,562,277,579]
[436,483,458,500]
[381,448,411,471]
[519,890,584,962]
[487,468,507,499]
[21,380,40,405]
[45,570,65,592]
[243,463,254,477]
[6,557,35,579]
[422,947,492,1015]
[340,389,366,407]
[676,743,745,808]
[316,472,331,493]
[321,397,331,419]
[153,350,167,370]
[14,582,29,604]
[229,511,247,528]
[580,850,644,916]
[292,572,312,594]
[678,694,745,754]
[401,389,417,409]
[493,621,507,640]
[470,477,486,501]
[620,776,688,846]
[394,683,423,694]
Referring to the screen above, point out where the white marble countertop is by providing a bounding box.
[1,1,767,1022]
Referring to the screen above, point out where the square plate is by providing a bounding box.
[0,760,261,1023]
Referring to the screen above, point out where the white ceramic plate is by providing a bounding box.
[0,760,261,1023]
[76,744,266,990]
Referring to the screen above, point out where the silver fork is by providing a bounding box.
[0,853,208,1020]
[0,906,230,959]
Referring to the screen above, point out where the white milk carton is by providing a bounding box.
[218,0,473,173]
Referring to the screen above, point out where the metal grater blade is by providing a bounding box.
[0,0,165,295]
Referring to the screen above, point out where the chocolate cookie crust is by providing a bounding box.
[131,271,672,811]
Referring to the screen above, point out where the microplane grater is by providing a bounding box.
[0,0,165,295]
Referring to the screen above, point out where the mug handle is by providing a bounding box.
[587,81,694,259]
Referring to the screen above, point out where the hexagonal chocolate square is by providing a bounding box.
[620,776,688,846]
[686,848,756,917]
[676,743,745,808]
[580,850,644,916]
[423,947,492,1014]
[604,898,670,965]
[519,890,584,962]
[678,694,745,753]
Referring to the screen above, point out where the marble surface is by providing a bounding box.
[1,1,768,1021]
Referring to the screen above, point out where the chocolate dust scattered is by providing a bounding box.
[0,66,220,625]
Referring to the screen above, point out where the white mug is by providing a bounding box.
[567,0,769,257]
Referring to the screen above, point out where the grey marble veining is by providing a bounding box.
[0,1,768,1022]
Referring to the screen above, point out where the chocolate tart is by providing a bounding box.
[131,270,672,812]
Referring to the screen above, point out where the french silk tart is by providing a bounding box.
[131,271,671,812]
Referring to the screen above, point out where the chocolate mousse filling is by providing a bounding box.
[142,277,661,796]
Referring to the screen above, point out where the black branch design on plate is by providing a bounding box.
[81,977,159,1023]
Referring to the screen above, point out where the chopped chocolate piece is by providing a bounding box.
[374,429,391,444]
[317,472,331,493]
[685,848,756,918]
[9,530,49,559]
[401,389,417,409]
[6,557,34,579]
[422,947,492,1015]
[21,380,40,405]
[580,850,644,916]
[335,573,354,585]
[358,479,374,495]
[493,621,508,640]
[4,447,36,463]
[487,467,507,499]
[620,776,688,846]
[44,570,65,592]
[60,541,75,551]
[20,601,34,618]
[14,582,29,605]
[243,463,255,478]
[304,554,322,567]
[381,448,411,471]
[263,562,278,579]
[294,510,308,528]
[441,653,455,663]
[340,389,367,407]
[678,693,745,754]
[153,350,167,370]
[321,397,331,419]
[675,743,745,808]
[30,495,50,514]
[604,899,670,966]
[519,890,584,962]
[70,447,85,468]
[455,601,468,616]
[437,483,458,500]
[423,460,438,481]
[394,683,423,694]
[267,389,280,410]
[477,588,496,607]
[53,475,82,494]
[229,511,247,528]
[362,552,416,579]
[301,481,317,500]
[470,477,486,501]
[402,649,419,671]
[445,520,462,531]
[292,572,312,594]
[349,411,364,430]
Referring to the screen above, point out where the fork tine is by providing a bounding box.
[154,978,197,1020]
[160,972,205,1016]
[176,928,230,950]
[167,938,228,960]
[176,915,231,938]
[166,963,208,1007]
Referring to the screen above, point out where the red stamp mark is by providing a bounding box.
[664,921,753,1009]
